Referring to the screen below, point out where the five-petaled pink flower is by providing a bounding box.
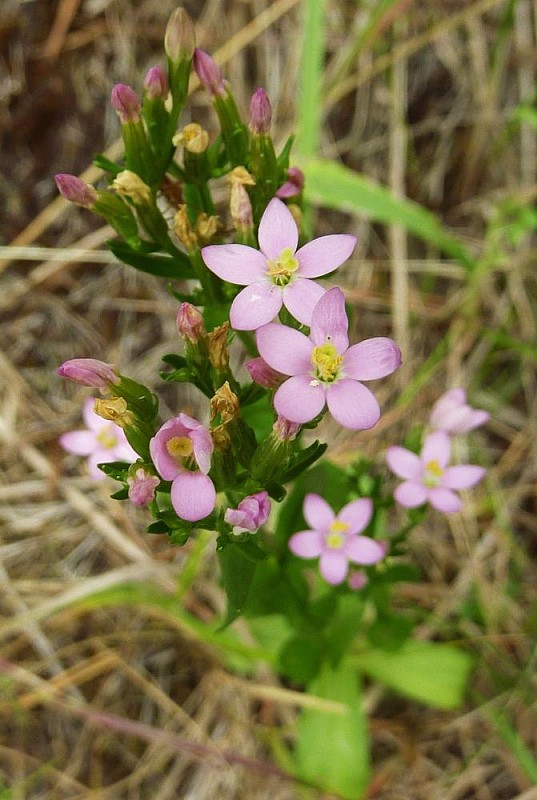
[201,197,356,329]
[386,431,485,514]
[429,388,489,434]
[59,398,137,480]
[256,287,401,429]
[149,414,216,522]
[225,491,271,535]
[289,493,385,585]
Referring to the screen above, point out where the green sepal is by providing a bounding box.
[276,134,295,170]
[108,240,195,279]
[93,154,123,175]
[159,368,193,383]
[280,440,328,483]
[97,461,132,480]
[147,520,171,534]
[110,486,129,500]
[161,353,188,368]
[169,528,193,546]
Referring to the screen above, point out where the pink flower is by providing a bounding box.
[246,357,285,389]
[386,431,486,514]
[224,491,271,535]
[201,198,356,329]
[127,468,160,506]
[149,414,216,522]
[59,398,137,480]
[276,166,304,199]
[429,388,489,434]
[289,494,385,585]
[57,358,119,391]
[256,287,401,430]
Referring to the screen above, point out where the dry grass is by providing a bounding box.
[0,0,536,797]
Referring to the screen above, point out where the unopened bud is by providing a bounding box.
[207,323,230,370]
[173,122,209,154]
[127,467,160,506]
[276,166,305,199]
[272,415,301,441]
[93,397,135,429]
[177,303,206,343]
[111,83,141,123]
[143,66,168,100]
[246,357,283,389]
[249,88,272,134]
[348,571,368,591]
[193,48,226,97]
[55,174,97,208]
[57,358,119,391]
[165,7,196,63]
[112,170,152,205]
[210,381,239,424]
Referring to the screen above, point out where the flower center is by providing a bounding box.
[97,427,118,449]
[265,247,299,286]
[166,436,193,463]
[325,520,350,549]
[311,343,343,382]
[424,459,443,488]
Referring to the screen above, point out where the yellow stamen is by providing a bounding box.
[329,520,350,534]
[311,343,343,382]
[326,532,344,549]
[166,436,193,461]
[96,428,118,449]
[265,247,299,286]
[424,459,443,487]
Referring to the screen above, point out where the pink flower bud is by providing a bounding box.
[276,166,305,199]
[193,48,226,97]
[246,357,284,389]
[225,491,271,535]
[127,468,160,506]
[348,571,368,591]
[143,66,168,100]
[55,174,97,208]
[57,358,119,391]
[176,303,206,343]
[272,416,301,441]
[164,7,196,63]
[249,88,272,133]
[111,83,141,123]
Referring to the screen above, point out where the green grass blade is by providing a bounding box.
[295,0,327,158]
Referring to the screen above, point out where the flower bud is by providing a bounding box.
[143,66,168,100]
[276,166,305,199]
[57,358,119,391]
[164,7,196,64]
[112,170,152,205]
[272,415,300,441]
[348,571,368,591]
[246,357,284,389]
[176,303,206,343]
[193,48,227,97]
[111,83,141,123]
[127,467,160,506]
[225,491,271,535]
[55,174,97,208]
[249,88,272,134]
[93,397,135,429]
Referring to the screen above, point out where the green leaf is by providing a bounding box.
[218,543,259,627]
[97,461,131,480]
[278,634,323,683]
[108,240,195,279]
[296,660,369,798]
[351,640,474,709]
[280,440,328,483]
[301,158,476,271]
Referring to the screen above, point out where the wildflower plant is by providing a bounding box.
[56,8,490,797]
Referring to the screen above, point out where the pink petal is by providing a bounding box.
[289,529,324,558]
[274,375,326,423]
[171,472,216,521]
[295,234,357,278]
[189,426,214,474]
[282,278,325,326]
[344,535,385,565]
[326,379,380,430]
[386,446,423,479]
[230,282,283,330]
[428,487,462,514]
[319,551,348,585]
[343,338,402,380]
[59,430,97,455]
[309,286,349,352]
[87,451,109,480]
[442,465,486,489]
[201,243,266,285]
[337,498,373,535]
[429,389,466,427]
[303,493,335,530]
[394,480,428,508]
[421,431,451,467]
[256,323,313,375]
[113,440,138,462]
[258,198,298,258]
[456,410,490,434]
[82,398,102,431]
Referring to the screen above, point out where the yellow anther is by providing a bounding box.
[424,459,443,487]
[329,520,350,534]
[265,248,299,286]
[166,436,193,460]
[325,532,344,549]
[96,428,118,449]
[311,343,343,382]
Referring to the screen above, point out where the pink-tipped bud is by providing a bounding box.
[55,174,97,207]
[224,491,271,535]
[111,83,141,123]
[57,358,119,391]
[127,467,160,506]
[193,48,226,97]
[164,7,196,63]
[143,66,168,100]
[176,303,206,343]
[272,415,301,441]
[276,166,305,199]
[249,88,272,133]
[348,571,368,591]
[246,357,284,389]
